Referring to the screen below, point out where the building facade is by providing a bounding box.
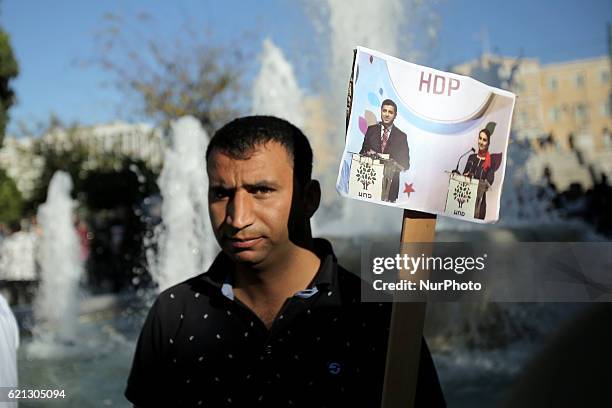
[452,54,611,151]
[0,122,165,199]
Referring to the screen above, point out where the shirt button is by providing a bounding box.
[265,345,273,355]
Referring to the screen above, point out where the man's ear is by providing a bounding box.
[302,179,321,218]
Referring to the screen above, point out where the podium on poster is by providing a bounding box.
[444,172,489,219]
[348,153,404,202]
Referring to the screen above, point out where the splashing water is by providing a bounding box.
[252,38,305,128]
[309,0,427,234]
[34,171,83,342]
[146,116,217,292]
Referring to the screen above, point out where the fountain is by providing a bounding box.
[29,171,83,352]
[307,0,434,235]
[252,38,305,128]
[145,116,217,292]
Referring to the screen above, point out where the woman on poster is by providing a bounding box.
[463,122,498,219]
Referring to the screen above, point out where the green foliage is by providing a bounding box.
[0,27,19,146]
[0,168,23,224]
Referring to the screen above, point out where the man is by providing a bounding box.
[0,222,38,305]
[126,116,444,407]
[360,99,410,202]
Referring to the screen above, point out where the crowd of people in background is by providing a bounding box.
[535,128,612,236]
[0,202,152,307]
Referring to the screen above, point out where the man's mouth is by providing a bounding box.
[228,237,263,249]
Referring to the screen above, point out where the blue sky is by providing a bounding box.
[2,0,610,136]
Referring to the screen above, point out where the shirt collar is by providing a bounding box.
[380,123,393,134]
[200,238,339,303]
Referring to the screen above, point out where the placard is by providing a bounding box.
[336,46,516,223]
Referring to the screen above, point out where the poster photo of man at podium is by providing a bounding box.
[359,98,410,203]
[462,122,503,219]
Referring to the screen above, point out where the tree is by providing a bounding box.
[0,26,19,146]
[0,168,23,225]
[89,12,246,135]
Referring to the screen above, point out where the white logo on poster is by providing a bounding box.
[387,64,492,123]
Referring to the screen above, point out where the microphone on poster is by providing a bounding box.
[452,148,475,174]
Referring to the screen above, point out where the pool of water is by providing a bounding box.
[18,310,142,408]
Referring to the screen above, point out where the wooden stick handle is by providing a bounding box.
[381,210,436,408]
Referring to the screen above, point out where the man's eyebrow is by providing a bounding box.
[209,181,281,189]
[209,183,233,190]
[244,180,281,189]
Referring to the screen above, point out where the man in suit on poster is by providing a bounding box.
[359,98,410,202]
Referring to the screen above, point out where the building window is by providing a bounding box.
[548,77,558,91]
[575,73,585,88]
[575,103,589,122]
[601,70,610,84]
[549,106,561,122]
[602,101,611,117]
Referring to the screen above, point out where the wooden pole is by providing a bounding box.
[343,51,437,407]
[381,209,437,408]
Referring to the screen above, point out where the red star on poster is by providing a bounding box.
[403,182,415,197]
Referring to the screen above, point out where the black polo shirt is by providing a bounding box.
[125,239,445,407]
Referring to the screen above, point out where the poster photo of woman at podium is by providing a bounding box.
[463,122,503,219]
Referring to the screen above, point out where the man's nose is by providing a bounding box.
[226,190,254,229]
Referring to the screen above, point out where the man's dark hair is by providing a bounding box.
[381,98,397,112]
[206,116,313,189]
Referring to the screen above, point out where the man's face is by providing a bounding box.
[207,141,296,268]
[381,104,397,127]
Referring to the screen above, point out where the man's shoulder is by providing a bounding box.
[153,253,229,308]
[150,273,213,313]
[336,264,393,305]
[391,125,407,138]
[365,123,380,133]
